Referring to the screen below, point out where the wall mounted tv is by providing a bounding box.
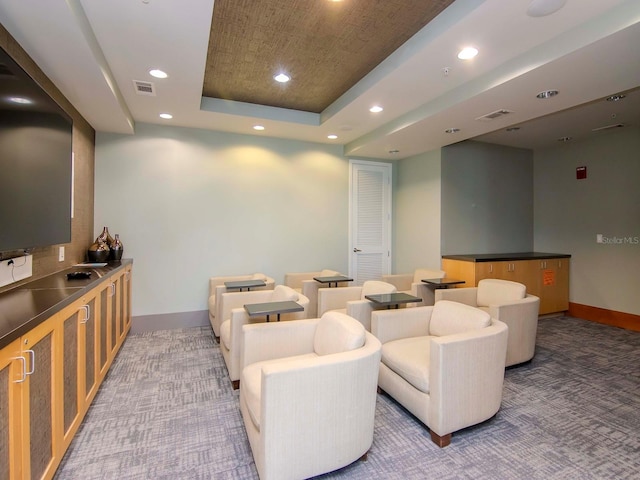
[0,45,73,254]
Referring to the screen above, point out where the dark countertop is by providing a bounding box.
[442,252,571,262]
[0,259,132,349]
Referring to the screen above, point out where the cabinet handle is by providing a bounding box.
[80,304,90,324]
[25,349,35,376]
[489,264,493,273]
[11,356,27,383]
[109,283,116,297]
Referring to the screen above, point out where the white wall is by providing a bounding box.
[95,123,350,317]
[534,126,640,315]
[394,149,442,272]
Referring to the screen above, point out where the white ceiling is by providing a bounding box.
[1,0,639,160]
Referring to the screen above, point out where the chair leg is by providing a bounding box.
[430,431,451,448]
[214,335,220,343]
[377,386,384,394]
[231,379,240,390]
[360,452,368,462]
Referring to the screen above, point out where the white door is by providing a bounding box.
[349,160,392,285]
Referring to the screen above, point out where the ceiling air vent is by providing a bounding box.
[133,80,156,96]
[591,123,624,132]
[475,109,513,121]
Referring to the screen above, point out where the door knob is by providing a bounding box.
[353,248,362,252]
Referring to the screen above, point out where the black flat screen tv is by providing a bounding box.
[0,45,73,254]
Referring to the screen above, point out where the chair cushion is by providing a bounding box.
[476,279,526,307]
[320,269,340,277]
[360,280,397,299]
[382,336,432,393]
[313,311,365,356]
[270,285,299,302]
[242,353,317,429]
[220,319,231,349]
[429,300,491,337]
[413,268,445,283]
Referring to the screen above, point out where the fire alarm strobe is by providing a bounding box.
[576,166,587,179]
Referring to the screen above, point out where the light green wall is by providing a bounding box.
[95,123,351,317]
[394,149,442,272]
[534,126,640,315]
[441,141,534,255]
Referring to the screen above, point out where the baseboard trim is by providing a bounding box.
[131,310,210,334]
[568,302,640,332]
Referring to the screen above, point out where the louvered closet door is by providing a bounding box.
[349,160,392,285]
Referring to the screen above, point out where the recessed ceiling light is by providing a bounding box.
[388,149,400,154]
[253,125,265,131]
[149,69,168,79]
[536,90,559,99]
[526,0,567,17]
[506,127,521,132]
[369,105,383,113]
[445,128,460,133]
[457,47,478,60]
[9,96,32,104]
[274,73,290,83]
[558,136,572,142]
[327,134,338,140]
[606,94,626,102]
[159,113,172,119]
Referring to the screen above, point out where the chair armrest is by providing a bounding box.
[218,290,274,325]
[434,287,479,306]
[242,318,319,367]
[317,286,362,316]
[284,272,320,290]
[371,306,432,344]
[488,294,540,320]
[345,300,377,331]
[381,273,413,292]
[428,320,508,437]
[209,274,251,296]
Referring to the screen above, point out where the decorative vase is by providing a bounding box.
[110,234,124,261]
[97,226,115,249]
[87,239,110,262]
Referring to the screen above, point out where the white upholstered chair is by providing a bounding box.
[317,280,397,331]
[382,268,446,306]
[219,285,310,389]
[435,278,540,367]
[239,311,382,480]
[371,300,508,447]
[284,269,347,318]
[208,273,275,339]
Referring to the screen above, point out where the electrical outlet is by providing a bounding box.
[59,246,65,262]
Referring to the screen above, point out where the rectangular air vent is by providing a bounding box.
[475,109,513,121]
[133,80,156,96]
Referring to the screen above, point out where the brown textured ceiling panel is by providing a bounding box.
[203,0,455,113]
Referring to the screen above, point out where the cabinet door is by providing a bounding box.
[0,338,24,480]
[475,262,500,282]
[537,258,570,314]
[119,266,132,341]
[110,273,122,352]
[98,281,112,379]
[21,315,63,480]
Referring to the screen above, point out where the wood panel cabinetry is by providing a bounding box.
[442,254,569,315]
[0,262,132,480]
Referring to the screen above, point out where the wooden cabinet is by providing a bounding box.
[0,262,132,480]
[442,255,570,315]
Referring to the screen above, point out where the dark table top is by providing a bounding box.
[365,292,422,306]
[421,278,466,287]
[0,259,132,349]
[244,300,304,317]
[313,275,353,284]
[224,279,266,290]
[442,252,571,262]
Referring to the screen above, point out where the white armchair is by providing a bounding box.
[239,312,382,480]
[371,300,508,447]
[284,269,347,318]
[435,278,540,367]
[208,273,275,339]
[382,268,446,306]
[219,285,310,389]
[317,280,396,331]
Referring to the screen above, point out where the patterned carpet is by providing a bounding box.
[54,316,640,480]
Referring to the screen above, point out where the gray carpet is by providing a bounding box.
[54,316,640,479]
